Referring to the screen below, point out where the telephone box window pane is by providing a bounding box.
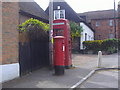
[54,29,64,36]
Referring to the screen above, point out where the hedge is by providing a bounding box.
[83,38,119,54]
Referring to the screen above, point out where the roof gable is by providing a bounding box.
[19,2,49,22]
[45,0,94,32]
[45,1,83,23]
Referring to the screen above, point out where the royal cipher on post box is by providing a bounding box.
[53,19,72,69]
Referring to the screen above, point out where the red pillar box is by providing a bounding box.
[53,36,65,75]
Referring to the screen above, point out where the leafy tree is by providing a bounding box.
[70,21,83,39]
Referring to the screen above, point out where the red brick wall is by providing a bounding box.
[116,19,119,39]
[2,2,19,64]
[118,4,120,39]
[91,19,117,40]
[72,37,80,51]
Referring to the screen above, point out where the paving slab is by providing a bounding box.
[2,67,91,88]
[79,70,119,88]
[2,53,119,88]
[72,53,118,69]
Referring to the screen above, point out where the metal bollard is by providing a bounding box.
[98,51,102,68]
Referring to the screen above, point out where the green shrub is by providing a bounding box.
[107,47,116,54]
[102,38,118,53]
[70,21,83,39]
[83,40,103,52]
[83,38,119,54]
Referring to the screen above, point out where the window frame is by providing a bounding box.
[54,10,65,20]
[96,21,100,27]
[108,33,114,39]
[108,20,113,26]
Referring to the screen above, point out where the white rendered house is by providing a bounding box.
[80,22,94,49]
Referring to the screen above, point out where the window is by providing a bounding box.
[54,10,59,20]
[109,29,113,33]
[88,35,91,40]
[108,20,113,26]
[108,33,114,38]
[54,10,65,20]
[60,10,65,18]
[96,21,100,27]
[98,35,101,40]
[91,37,94,40]
[85,33,87,41]
[57,6,60,9]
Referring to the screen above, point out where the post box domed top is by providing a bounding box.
[54,36,64,39]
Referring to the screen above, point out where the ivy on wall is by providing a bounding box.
[18,18,50,42]
[18,18,50,32]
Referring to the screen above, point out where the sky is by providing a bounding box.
[34,0,120,13]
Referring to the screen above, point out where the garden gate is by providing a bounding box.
[19,31,49,76]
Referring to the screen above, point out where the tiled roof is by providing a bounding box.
[19,1,49,21]
[78,9,118,22]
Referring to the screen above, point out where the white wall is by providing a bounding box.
[0,63,20,83]
[80,22,94,49]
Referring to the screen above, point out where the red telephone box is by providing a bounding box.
[53,36,65,75]
[53,19,72,69]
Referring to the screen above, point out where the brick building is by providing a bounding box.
[118,1,120,38]
[1,1,49,82]
[78,9,119,40]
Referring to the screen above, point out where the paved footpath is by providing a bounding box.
[2,68,91,88]
[79,70,119,88]
[72,53,118,69]
[2,53,119,88]
[72,53,119,88]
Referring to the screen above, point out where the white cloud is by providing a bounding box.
[35,0,120,13]
[34,0,49,10]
